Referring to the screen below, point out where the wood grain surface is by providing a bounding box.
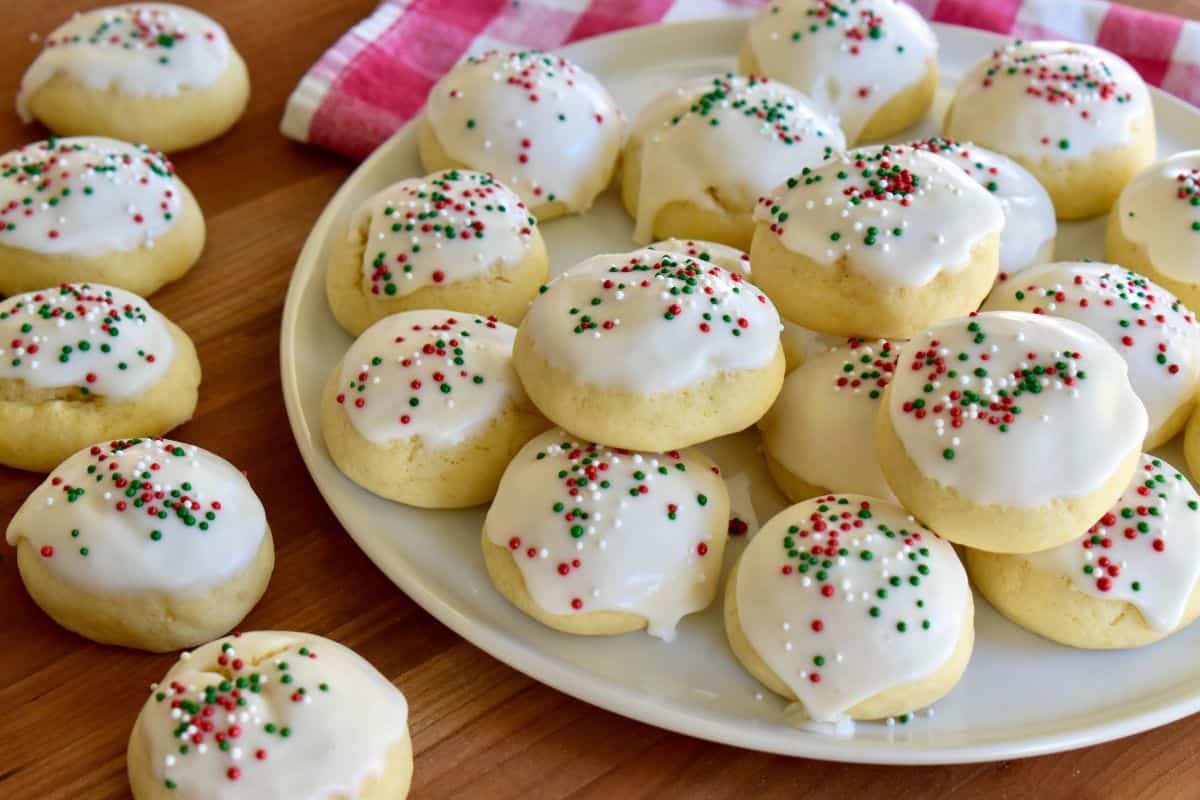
[2,2,1199,798]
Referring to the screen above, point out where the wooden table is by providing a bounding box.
[3,1,1200,797]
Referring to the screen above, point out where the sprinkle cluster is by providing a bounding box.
[670,73,836,150]
[40,5,220,67]
[830,338,896,399]
[908,137,1001,194]
[1169,164,1200,235]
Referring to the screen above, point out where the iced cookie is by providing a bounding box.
[0,136,205,297]
[127,631,411,799]
[513,248,785,451]
[482,429,729,639]
[18,4,250,152]
[739,0,938,144]
[944,40,1155,220]
[418,50,623,221]
[325,170,549,336]
[0,283,200,472]
[321,309,549,508]
[622,73,844,249]
[751,145,1004,338]
[982,262,1200,448]
[6,438,272,652]
[876,311,1147,553]
[967,455,1200,649]
[725,494,972,721]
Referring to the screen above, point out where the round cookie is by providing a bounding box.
[725,494,973,721]
[0,283,200,473]
[944,40,1155,220]
[876,311,1148,554]
[759,339,898,502]
[622,72,844,249]
[5,438,273,652]
[0,136,205,297]
[967,454,1200,649]
[982,262,1200,448]
[1106,151,1200,312]
[482,428,729,640]
[738,0,938,144]
[322,309,549,508]
[418,50,623,221]
[18,4,250,152]
[513,248,785,451]
[326,170,549,336]
[127,631,411,799]
[751,144,1004,338]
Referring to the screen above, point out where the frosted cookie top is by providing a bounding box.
[6,438,267,593]
[755,145,1005,288]
[18,3,233,121]
[1024,455,1200,632]
[134,631,409,798]
[333,309,525,448]
[484,429,728,640]
[648,238,752,276]
[743,0,937,141]
[948,40,1152,161]
[523,248,781,394]
[735,494,968,721]
[354,170,537,299]
[982,262,1200,437]
[425,50,623,213]
[0,283,174,399]
[629,73,844,242]
[0,136,185,255]
[887,311,1148,507]
[1115,150,1200,285]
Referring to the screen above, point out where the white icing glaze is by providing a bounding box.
[0,136,184,255]
[136,631,409,798]
[1023,454,1200,632]
[1116,150,1200,285]
[744,0,937,142]
[755,145,1005,288]
[779,323,848,366]
[354,169,536,298]
[425,50,623,213]
[735,494,968,721]
[947,40,1152,161]
[18,3,233,120]
[334,309,525,449]
[484,429,728,640]
[630,73,844,243]
[887,311,1148,507]
[982,262,1200,438]
[762,340,898,499]
[5,438,266,593]
[0,283,174,398]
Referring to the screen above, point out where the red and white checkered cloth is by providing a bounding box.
[281,0,1200,160]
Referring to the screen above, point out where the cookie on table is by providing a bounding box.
[418,50,623,221]
[982,262,1200,448]
[967,454,1200,649]
[876,311,1148,554]
[0,283,200,473]
[0,136,205,297]
[483,429,729,640]
[513,248,785,451]
[622,72,844,249]
[738,0,938,144]
[321,309,549,508]
[759,339,898,502]
[325,170,549,336]
[944,40,1155,220]
[725,494,973,721]
[751,145,1004,339]
[18,4,249,153]
[5,438,273,652]
[127,631,411,799]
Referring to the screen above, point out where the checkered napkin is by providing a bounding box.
[280,0,1200,160]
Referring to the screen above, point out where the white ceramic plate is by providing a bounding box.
[281,18,1200,764]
